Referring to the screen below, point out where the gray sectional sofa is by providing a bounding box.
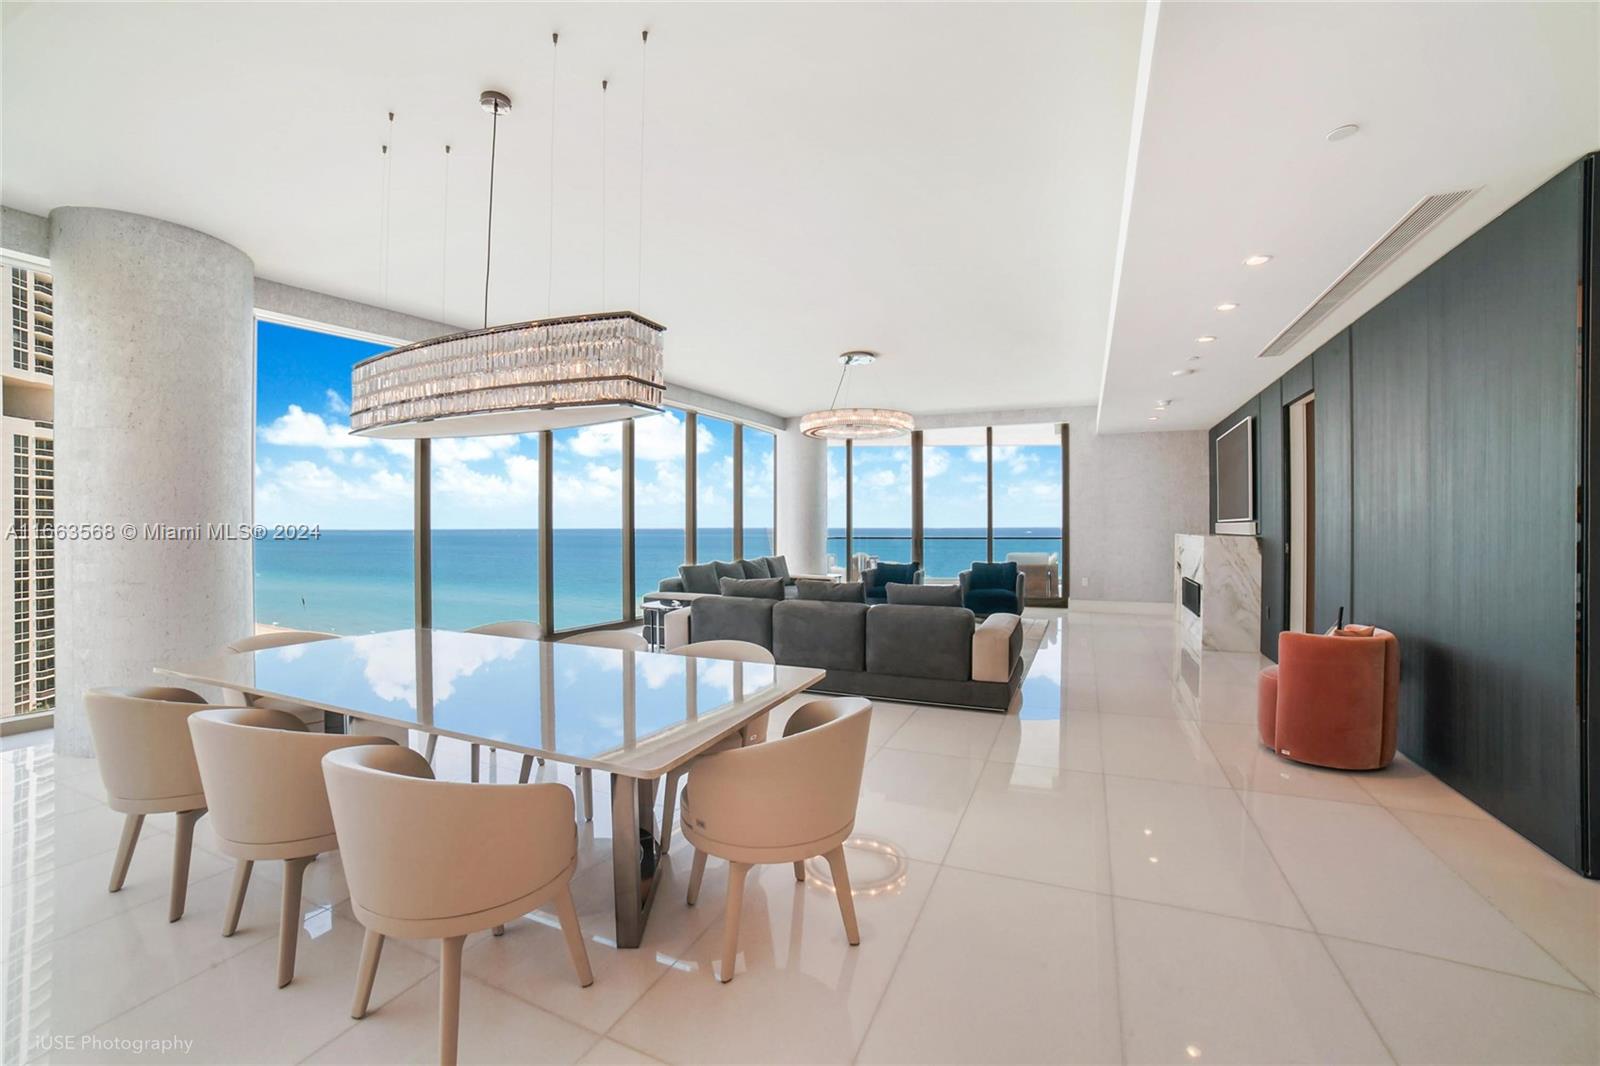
[663,595,1023,712]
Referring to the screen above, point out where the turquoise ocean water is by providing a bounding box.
[253,526,1061,634]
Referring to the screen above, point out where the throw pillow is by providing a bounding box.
[718,576,785,600]
[886,582,963,607]
[678,562,720,595]
[761,555,792,580]
[740,558,772,579]
[797,579,865,603]
[712,560,744,583]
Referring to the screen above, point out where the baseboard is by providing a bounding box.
[1069,599,1171,616]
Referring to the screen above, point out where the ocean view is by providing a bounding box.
[253,526,1062,634]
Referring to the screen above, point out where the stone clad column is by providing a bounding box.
[50,208,254,756]
[776,428,829,576]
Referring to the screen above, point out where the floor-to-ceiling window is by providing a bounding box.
[849,435,913,568]
[741,425,776,558]
[922,427,989,579]
[429,434,539,631]
[826,440,848,574]
[829,420,1066,602]
[253,318,415,634]
[634,408,689,600]
[990,424,1064,598]
[696,415,735,562]
[551,422,625,630]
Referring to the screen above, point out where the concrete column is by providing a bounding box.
[776,428,828,576]
[51,208,254,756]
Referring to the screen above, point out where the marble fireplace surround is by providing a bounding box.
[1174,534,1262,653]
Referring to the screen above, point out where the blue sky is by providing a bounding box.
[254,321,770,531]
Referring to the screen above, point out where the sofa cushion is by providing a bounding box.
[678,562,720,595]
[740,558,772,579]
[971,614,1020,682]
[968,561,1018,591]
[761,555,791,580]
[865,604,973,681]
[965,588,1020,615]
[690,595,776,649]
[797,579,865,603]
[886,582,962,607]
[772,601,867,671]
[718,576,785,600]
[712,560,744,583]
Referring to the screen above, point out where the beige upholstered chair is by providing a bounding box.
[683,696,872,982]
[657,639,778,855]
[323,744,592,1066]
[84,686,223,923]
[465,620,543,640]
[224,630,339,730]
[442,621,546,777]
[188,707,394,987]
[560,630,647,652]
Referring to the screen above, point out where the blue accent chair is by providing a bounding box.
[862,561,922,604]
[959,561,1026,616]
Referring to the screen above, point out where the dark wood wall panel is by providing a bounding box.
[1256,381,1286,658]
[1312,331,1353,633]
[1350,278,1433,786]
[1281,357,1315,406]
[1421,164,1582,866]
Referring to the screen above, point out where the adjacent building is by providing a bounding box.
[3,263,54,719]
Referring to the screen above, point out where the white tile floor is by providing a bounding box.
[4,608,1599,1064]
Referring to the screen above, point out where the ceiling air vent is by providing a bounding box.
[1257,189,1476,358]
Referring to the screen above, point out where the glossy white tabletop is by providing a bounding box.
[158,629,823,778]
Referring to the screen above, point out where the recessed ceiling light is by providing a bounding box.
[1171,368,1194,377]
[1147,416,1159,422]
[1215,302,1238,312]
[1196,336,1216,344]
[1244,254,1273,267]
[1326,123,1360,142]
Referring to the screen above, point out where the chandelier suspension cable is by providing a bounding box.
[482,102,502,329]
[439,144,451,321]
[547,31,560,315]
[601,78,609,307]
[637,29,649,309]
[829,360,849,411]
[379,111,394,302]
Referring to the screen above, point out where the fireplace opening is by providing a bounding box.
[1182,576,1202,617]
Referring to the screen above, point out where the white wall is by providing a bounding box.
[1067,408,1209,603]
[776,429,827,574]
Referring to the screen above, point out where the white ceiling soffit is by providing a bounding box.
[0,2,1144,420]
[1097,1,1599,433]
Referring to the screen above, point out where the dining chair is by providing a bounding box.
[188,706,394,987]
[657,639,778,854]
[323,743,593,1066]
[682,696,872,982]
[84,686,223,923]
[443,621,546,779]
[224,630,338,730]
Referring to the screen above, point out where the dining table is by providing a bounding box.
[157,628,825,948]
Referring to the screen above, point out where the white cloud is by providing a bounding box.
[433,435,520,464]
[261,405,367,450]
[923,449,950,478]
[325,389,350,416]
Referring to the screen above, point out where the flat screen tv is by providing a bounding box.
[1214,416,1255,526]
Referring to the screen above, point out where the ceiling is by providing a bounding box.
[3,3,1596,430]
[0,1,1144,420]
[1097,1,1600,432]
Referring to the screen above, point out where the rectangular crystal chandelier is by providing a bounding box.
[350,311,665,439]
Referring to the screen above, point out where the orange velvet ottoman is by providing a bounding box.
[1257,627,1398,770]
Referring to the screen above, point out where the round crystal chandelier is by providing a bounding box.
[799,352,914,440]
